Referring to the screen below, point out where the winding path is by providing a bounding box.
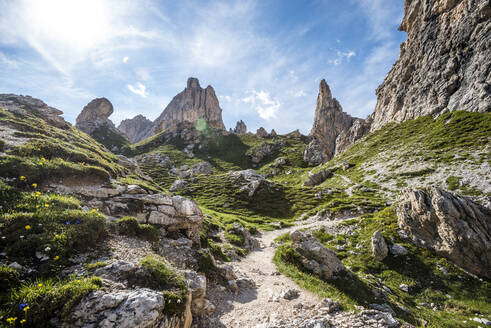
[204,216,350,328]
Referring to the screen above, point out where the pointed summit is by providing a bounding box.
[187,77,201,89]
[304,79,365,164]
[149,77,226,136]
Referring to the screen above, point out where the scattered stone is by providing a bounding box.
[372,230,389,261]
[390,244,408,257]
[280,289,299,300]
[399,284,409,293]
[170,180,189,192]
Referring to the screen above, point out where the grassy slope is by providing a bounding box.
[273,208,491,328]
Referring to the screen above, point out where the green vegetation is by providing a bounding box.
[446,176,462,191]
[0,107,127,186]
[85,261,108,270]
[5,277,102,327]
[139,255,188,315]
[274,208,491,327]
[115,217,160,242]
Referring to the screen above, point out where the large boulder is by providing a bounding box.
[302,169,333,187]
[228,169,274,197]
[371,230,388,261]
[290,230,345,279]
[66,289,189,328]
[397,188,491,278]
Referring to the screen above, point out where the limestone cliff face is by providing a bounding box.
[150,78,226,137]
[370,0,491,131]
[304,80,364,164]
[118,115,153,143]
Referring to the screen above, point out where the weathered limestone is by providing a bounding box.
[370,0,491,131]
[233,120,247,134]
[118,115,153,143]
[397,188,491,278]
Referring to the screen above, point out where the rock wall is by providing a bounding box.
[370,0,491,131]
[304,80,365,164]
[118,114,153,143]
[149,78,226,138]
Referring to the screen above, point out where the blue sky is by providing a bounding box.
[0,0,405,134]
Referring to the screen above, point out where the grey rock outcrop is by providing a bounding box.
[290,230,344,279]
[302,169,333,187]
[256,127,269,138]
[149,78,226,137]
[227,222,260,250]
[370,0,491,131]
[304,80,365,164]
[234,120,247,134]
[228,169,274,197]
[270,129,277,137]
[118,114,153,143]
[371,230,389,261]
[397,188,491,279]
[0,94,69,129]
[75,98,129,150]
[246,141,286,164]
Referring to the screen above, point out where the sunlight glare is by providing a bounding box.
[24,0,110,52]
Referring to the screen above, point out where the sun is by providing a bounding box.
[23,0,110,52]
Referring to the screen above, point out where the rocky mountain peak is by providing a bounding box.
[304,80,364,165]
[187,77,201,89]
[76,98,113,124]
[118,115,153,143]
[234,120,247,134]
[75,98,129,151]
[149,77,226,137]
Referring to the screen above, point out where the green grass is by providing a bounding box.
[4,276,102,327]
[446,176,462,191]
[139,255,188,315]
[274,208,491,327]
[85,261,108,270]
[115,217,160,242]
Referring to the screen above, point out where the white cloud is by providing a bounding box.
[122,56,129,63]
[127,82,149,98]
[242,90,280,120]
[0,52,19,67]
[329,50,356,66]
[295,90,306,97]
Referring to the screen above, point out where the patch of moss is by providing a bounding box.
[139,255,188,315]
[446,176,462,191]
[85,261,108,270]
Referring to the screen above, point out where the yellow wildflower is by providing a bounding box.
[25,225,31,230]
[39,161,43,165]
[36,191,41,197]
[32,183,38,188]
[23,306,30,312]
[37,283,43,287]
[6,317,17,324]
[44,203,49,207]
[20,176,26,181]
[41,157,46,161]
[53,255,60,261]
[20,319,26,324]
